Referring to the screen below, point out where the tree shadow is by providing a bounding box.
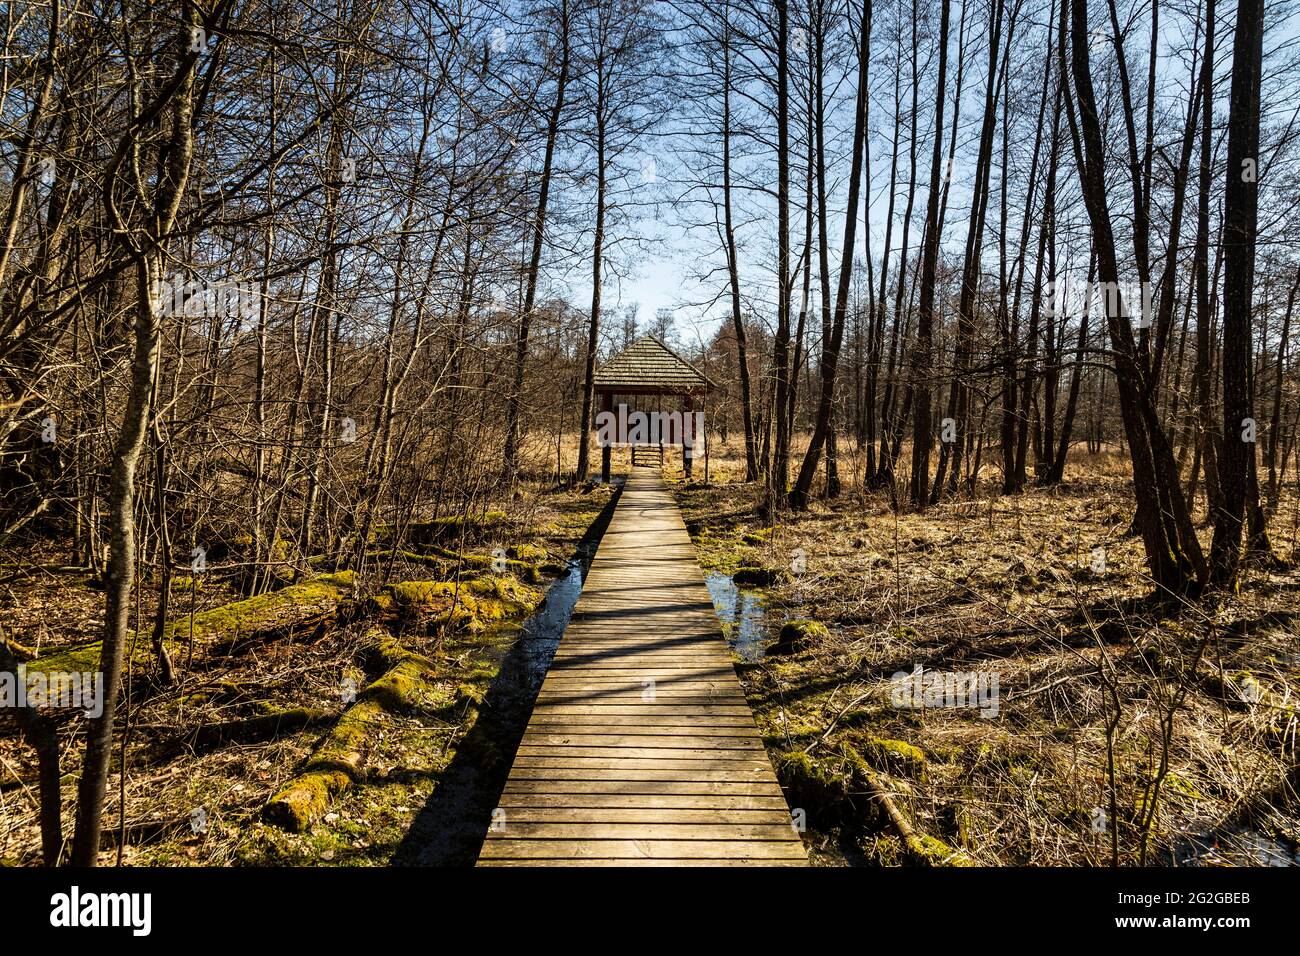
[390,482,623,866]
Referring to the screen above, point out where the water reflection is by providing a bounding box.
[705,570,771,661]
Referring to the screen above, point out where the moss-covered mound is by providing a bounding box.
[380,575,541,633]
[771,618,830,654]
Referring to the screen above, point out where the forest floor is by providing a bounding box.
[5,438,1299,868]
[0,481,617,866]
[671,442,1300,866]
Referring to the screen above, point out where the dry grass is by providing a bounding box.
[0,478,614,866]
[673,437,1300,866]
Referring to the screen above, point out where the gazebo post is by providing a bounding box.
[702,391,710,484]
[683,393,694,480]
[657,395,663,467]
[600,390,613,484]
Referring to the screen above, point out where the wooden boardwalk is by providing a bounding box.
[478,469,807,866]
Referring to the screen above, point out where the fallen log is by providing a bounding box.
[261,636,440,832]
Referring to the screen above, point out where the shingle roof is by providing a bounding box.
[594,335,715,393]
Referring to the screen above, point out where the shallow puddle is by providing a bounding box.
[704,571,772,661]
[1170,824,1299,867]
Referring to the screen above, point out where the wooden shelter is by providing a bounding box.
[592,335,715,482]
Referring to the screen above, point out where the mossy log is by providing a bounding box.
[843,746,973,866]
[400,512,508,546]
[506,543,547,563]
[776,745,970,866]
[0,636,36,662]
[423,546,546,583]
[373,544,559,585]
[854,735,928,781]
[262,637,439,832]
[28,572,355,676]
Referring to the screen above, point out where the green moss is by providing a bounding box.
[771,618,830,654]
[404,512,508,546]
[26,640,103,676]
[262,769,351,832]
[774,750,853,820]
[855,735,928,780]
[362,670,418,712]
[264,642,441,832]
[454,682,486,707]
[909,834,975,867]
[1135,771,1206,820]
[970,738,1044,776]
[422,546,544,583]
[866,833,905,866]
[391,580,447,606]
[507,544,547,562]
[1162,771,1205,801]
[385,575,540,633]
[316,570,355,588]
[466,574,541,618]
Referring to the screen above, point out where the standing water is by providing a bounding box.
[393,488,618,865]
[704,571,771,661]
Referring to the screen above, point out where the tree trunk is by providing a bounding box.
[769,0,793,505]
[1063,0,1205,595]
[504,0,570,479]
[721,4,758,481]
[790,0,871,508]
[1191,0,1221,515]
[1208,0,1264,586]
[908,0,950,510]
[1266,267,1299,509]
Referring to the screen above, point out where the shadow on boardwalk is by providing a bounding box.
[390,481,623,866]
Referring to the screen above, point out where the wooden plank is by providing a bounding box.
[479,858,808,867]
[530,705,755,716]
[477,470,806,867]
[495,793,792,810]
[478,840,809,860]
[506,768,775,782]
[525,715,760,728]
[484,823,803,841]
[536,689,745,698]
[501,780,785,797]
[494,809,797,825]
[515,741,768,755]
[511,760,774,773]
[520,732,765,743]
